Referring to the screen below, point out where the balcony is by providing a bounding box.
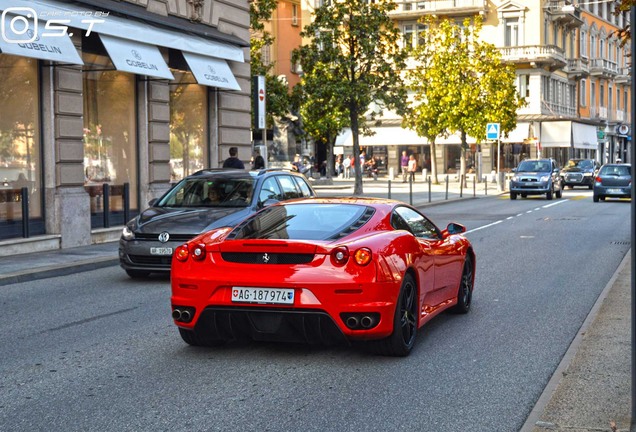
[590,106,608,120]
[589,58,618,78]
[499,45,566,70]
[389,0,487,19]
[611,109,626,123]
[615,66,630,84]
[543,100,576,117]
[544,0,583,28]
[564,58,589,78]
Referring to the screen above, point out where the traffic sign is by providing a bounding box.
[486,123,500,140]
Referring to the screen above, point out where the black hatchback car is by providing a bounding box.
[119,169,316,277]
[560,159,600,189]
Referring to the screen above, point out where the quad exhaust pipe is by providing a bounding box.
[172,307,195,323]
[342,313,379,330]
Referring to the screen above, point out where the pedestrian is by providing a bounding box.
[407,154,417,183]
[400,150,409,183]
[251,149,265,170]
[342,155,351,179]
[222,147,245,169]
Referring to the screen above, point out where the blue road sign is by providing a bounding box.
[487,123,500,140]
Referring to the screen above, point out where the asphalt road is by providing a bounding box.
[0,188,630,432]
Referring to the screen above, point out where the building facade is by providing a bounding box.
[0,0,251,255]
[333,0,631,178]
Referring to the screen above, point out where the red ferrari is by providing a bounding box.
[171,197,475,356]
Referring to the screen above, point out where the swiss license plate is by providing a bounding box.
[231,287,295,305]
[606,189,622,194]
[150,247,173,255]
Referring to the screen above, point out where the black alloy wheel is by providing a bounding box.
[375,273,418,357]
[450,255,473,314]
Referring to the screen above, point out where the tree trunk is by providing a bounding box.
[350,108,363,195]
[430,140,439,185]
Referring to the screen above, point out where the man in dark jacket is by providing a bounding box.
[222,147,245,169]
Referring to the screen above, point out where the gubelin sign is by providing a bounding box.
[125,49,159,72]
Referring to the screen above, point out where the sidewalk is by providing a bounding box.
[0,176,632,431]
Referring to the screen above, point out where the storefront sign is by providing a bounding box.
[99,34,173,80]
[182,51,241,91]
[0,12,82,64]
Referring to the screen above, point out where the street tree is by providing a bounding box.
[294,0,408,194]
[250,0,294,126]
[406,16,524,184]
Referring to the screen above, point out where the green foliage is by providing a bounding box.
[405,16,525,181]
[294,0,408,192]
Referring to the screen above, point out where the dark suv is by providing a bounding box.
[119,169,316,278]
[509,158,562,200]
[560,159,600,189]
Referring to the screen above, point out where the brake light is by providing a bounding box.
[353,248,372,266]
[191,244,206,261]
[331,246,349,266]
[595,176,602,183]
[175,245,189,262]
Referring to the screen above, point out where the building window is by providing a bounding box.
[580,30,587,58]
[292,4,299,26]
[402,23,426,49]
[0,55,43,240]
[170,71,209,183]
[580,79,587,107]
[600,83,605,107]
[517,74,530,98]
[591,82,596,106]
[83,55,138,228]
[504,17,519,47]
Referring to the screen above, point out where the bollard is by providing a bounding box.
[445,175,449,200]
[427,176,431,203]
[460,174,464,198]
[123,182,130,224]
[103,183,110,228]
[473,176,476,197]
[21,187,29,238]
[388,179,391,200]
[409,176,413,205]
[485,177,488,195]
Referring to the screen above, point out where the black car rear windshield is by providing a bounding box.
[158,177,254,208]
[517,160,551,172]
[229,203,374,241]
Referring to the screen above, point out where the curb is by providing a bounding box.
[0,257,119,287]
[519,250,631,432]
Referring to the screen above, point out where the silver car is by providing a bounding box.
[119,169,316,278]
[509,158,563,200]
[593,163,632,202]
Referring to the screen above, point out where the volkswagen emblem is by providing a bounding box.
[262,253,270,263]
[158,232,170,243]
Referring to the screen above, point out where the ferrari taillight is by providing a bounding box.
[175,245,189,262]
[191,244,206,261]
[331,246,349,266]
[353,248,372,266]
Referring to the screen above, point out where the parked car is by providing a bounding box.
[593,163,632,202]
[119,169,316,278]
[170,197,475,357]
[509,158,562,200]
[560,159,600,189]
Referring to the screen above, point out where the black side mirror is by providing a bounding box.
[148,198,158,207]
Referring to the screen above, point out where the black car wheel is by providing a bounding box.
[593,194,599,202]
[546,187,553,200]
[450,255,473,314]
[178,328,226,347]
[510,192,517,200]
[125,269,150,279]
[375,273,418,357]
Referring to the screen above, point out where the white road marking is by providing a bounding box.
[465,199,570,235]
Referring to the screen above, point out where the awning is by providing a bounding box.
[99,34,173,80]
[0,12,83,64]
[572,123,598,150]
[182,52,240,91]
[0,0,245,62]
[335,127,473,146]
[540,121,572,148]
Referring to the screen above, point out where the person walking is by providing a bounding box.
[222,147,245,169]
[400,150,409,183]
[342,155,351,179]
[407,154,417,183]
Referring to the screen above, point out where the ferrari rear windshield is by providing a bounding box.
[229,203,375,241]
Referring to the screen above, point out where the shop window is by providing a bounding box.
[0,55,44,240]
[169,71,208,182]
[83,53,138,228]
